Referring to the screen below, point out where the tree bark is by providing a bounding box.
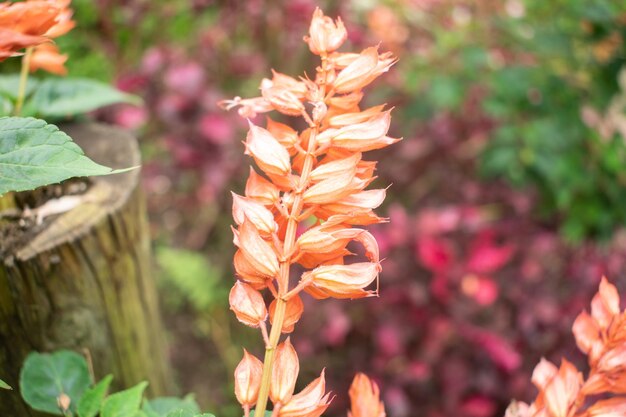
[0,123,173,416]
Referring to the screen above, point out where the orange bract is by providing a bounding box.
[507,277,626,417]
[348,373,386,417]
[223,7,399,417]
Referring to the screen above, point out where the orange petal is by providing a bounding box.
[229,281,268,328]
[245,167,280,205]
[245,121,291,176]
[310,153,362,182]
[348,373,386,417]
[279,369,331,417]
[235,218,279,278]
[269,295,304,334]
[303,262,380,299]
[572,310,600,355]
[591,277,621,329]
[270,338,300,405]
[232,192,277,235]
[234,349,263,407]
[332,47,379,93]
[303,168,356,204]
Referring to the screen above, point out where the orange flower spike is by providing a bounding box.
[245,121,291,176]
[229,281,268,328]
[234,349,263,409]
[279,370,331,417]
[232,192,277,235]
[235,218,279,279]
[348,373,386,417]
[269,295,304,334]
[303,262,380,299]
[245,167,280,206]
[305,7,347,55]
[270,338,300,405]
[29,43,67,75]
[591,277,621,329]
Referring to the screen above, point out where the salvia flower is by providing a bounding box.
[222,7,399,417]
[506,277,626,417]
[348,373,386,417]
[234,349,263,410]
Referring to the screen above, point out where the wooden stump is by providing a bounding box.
[0,123,173,416]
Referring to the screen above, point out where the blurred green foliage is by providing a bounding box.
[402,0,626,241]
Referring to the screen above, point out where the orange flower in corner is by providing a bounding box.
[506,277,626,417]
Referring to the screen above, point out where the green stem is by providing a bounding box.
[14,47,33,116]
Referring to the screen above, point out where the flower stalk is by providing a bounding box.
[14,46,33,116]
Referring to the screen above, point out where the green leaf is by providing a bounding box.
[19,350,91,415]
[0,378,12,390]
[23,77,140,118]
[77,375,113,417]
[156,247,224,311]
[143,396,200,417]
[165,411,214,417]
[0,74,40,101]
[101,381,148,417]
[0,117,132,195]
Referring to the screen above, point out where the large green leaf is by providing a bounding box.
[0,378,11,390]
[23,78,139,118]
[77,375,113,417]
[101,381,148,417]
[143,395,200,417]
[19,350,91,415]
[0,117,131,195]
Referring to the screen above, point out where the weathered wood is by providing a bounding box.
[0,123,173,416]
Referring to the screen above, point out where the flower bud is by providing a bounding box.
[229,281,268,328]
[261,73,307,117]
[245,121,291,176]
[279,370,331,417]
[316,111,397,152]
[267,117,299,149]
[270,295,304,334]
[303,168,356,204]
[591,277,620,329]
[303,262,380,299]
[234,349,263,407]
[233,250,269,289]
[332,47,396,93]
[232,192,277,235]
[310,153,362,182]
[245,167,280,205]
[270,338,299,405]
[234,218,279,278]
[304,8,347,55]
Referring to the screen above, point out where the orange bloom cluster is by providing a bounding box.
[223,7,397,417]
[506,277,626,417]
[0,0,74,74]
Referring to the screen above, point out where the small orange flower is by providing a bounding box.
[232,192,277,235]
[233,218,279,279]
[269,295,304,334]
[270,338,300,405]
[279,370,331,417]
[245,121,291,177]
[229,281,268,328]
[245,167,280,206]
[302,262,380,299]
[348,373,386,417]
[304,7,347,55]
